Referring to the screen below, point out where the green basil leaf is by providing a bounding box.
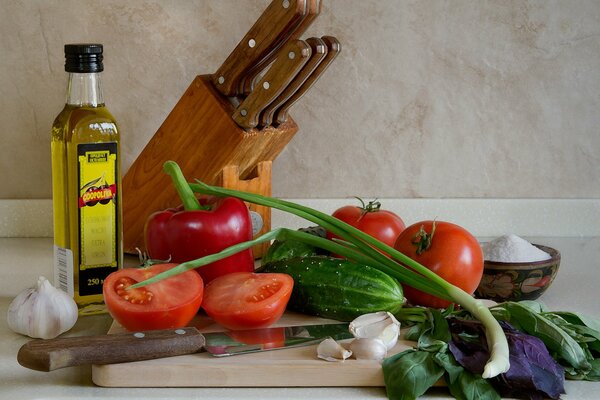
[585,359,600,381]
[543,314,596,343]
[418,309,451,352]
[518,300,548,313]
[552,311,600,333]
[494,302,591,372]
[383,350,444,400]
[433,351,500,400]
[405,321,428,342]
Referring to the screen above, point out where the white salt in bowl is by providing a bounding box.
[475,244,561,302]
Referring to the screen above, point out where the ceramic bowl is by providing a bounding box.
[475,244,561,302]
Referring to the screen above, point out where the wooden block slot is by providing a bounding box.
[220,161,272,258]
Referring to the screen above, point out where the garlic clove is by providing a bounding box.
[7,276,78,339]
[348,338,388,362]
[317,337,352,362]
[349,311,400,350]
[379,321,401,350]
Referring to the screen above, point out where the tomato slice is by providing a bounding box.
[202,272,294,330]
[103,263,204,331]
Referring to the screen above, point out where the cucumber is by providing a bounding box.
[262,256,404,321]
[262,226,328,264]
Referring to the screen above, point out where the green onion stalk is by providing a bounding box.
[133,161,510,379]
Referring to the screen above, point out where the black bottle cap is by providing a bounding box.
[64,44,104,73]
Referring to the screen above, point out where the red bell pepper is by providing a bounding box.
[144,162,254,283]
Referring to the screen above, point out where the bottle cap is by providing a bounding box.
[64,44,104,73]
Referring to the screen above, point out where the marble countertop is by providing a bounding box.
[1,236,600,399]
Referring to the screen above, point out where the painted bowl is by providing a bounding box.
[475,244,561,302]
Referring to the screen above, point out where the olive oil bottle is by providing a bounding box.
[51,44,123,315]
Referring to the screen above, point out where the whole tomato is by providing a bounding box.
[393,221,483,309]
[326,199,405,248]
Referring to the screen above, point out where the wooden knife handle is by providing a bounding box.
[233,39,312,130]
[212,0,307,97]
[259,37,328,127]
[240,0,322,96]
[274,35,341,125]
[17,327,205,371]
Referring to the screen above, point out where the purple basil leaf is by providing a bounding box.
[448,319,565,400]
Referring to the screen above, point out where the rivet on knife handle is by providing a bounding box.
[274,36,341,126]
[240,0,322,96]
[259,37,328,128]
[212,0,307,97]
[233,39,312,130]
[17,327,205,371]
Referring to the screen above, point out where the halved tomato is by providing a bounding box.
[202,272,293,330]
[103,263,204,331]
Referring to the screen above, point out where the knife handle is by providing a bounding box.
[259,37,328,128]
[17,327,205,372]
[212,0,307,97]
[233,39,312,130]
[240,0,322,96]
[274,35,341,126]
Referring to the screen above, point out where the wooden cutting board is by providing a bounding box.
[91,312,417,388]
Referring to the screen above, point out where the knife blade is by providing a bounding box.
[17,322,351,371]
[204,322,351,356]
[273,35,341,126]
[258,37,328,128]
[232,39,312,129]
[239,0,323,96]
[212,0,307,97]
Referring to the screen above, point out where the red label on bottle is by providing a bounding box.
[78,184,117,208]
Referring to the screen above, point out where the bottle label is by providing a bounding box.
[77,142,119,296]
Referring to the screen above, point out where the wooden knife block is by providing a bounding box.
[122,75,298,258]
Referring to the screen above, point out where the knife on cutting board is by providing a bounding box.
[17,323,351,371]
[273,35,341,126]
[212,0,307,97]
[258,37,328,128]
[232,39,312,129]
[239,0,323,96]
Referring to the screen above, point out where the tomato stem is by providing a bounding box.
[354,197,381,221]
[411,221,436,255]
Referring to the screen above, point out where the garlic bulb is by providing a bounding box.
[317,337,352,362]
[7,276,78,339]
[349,338,388,361]
[349,311,400,350]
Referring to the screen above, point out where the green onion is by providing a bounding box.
[133,160,510,378]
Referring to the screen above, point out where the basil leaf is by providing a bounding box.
[434,351,500,400]
[405,320,428,342]
[552,311,600,333]
[585,359,600,381]
[383,349,444,400]
[494,302,591,372]
[418,309,451,353]
[518,299,548,313]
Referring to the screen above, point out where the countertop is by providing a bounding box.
[1,236,600,399]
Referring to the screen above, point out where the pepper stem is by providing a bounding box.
[163,161,202,211]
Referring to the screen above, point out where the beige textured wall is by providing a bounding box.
[1,0,599,199]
